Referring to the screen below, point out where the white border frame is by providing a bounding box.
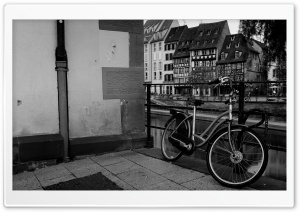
[3,3,294,207]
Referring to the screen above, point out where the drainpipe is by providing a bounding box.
[55,20,69,159]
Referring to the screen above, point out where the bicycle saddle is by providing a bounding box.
[188,99,204,106]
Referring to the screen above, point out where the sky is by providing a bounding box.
[178,19,240,34]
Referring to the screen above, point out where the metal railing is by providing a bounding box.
[144,80,286,151]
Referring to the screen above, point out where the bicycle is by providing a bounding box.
[161,76,268,188]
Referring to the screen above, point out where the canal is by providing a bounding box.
[149,111,286,182]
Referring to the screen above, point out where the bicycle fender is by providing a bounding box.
[164,113,189,127]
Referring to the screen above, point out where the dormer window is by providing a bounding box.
[235,51,239,59]
[226,43,231,49]
[215,28,219,34]
[235,43,240,48]
[212,39,215,43]
[221,52,225,60]
[197,41,200,45]
[231,36,235,41]
[199,31,203,36]
[239,52,242,57]
[204,40,207,45]
[207,30,211,35]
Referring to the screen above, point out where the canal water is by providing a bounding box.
[149,112,286,182]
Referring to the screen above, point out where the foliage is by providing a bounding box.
[240,20,286,77]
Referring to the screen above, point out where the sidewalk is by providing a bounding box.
[13,148,286,191]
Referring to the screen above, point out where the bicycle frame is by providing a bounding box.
[173,108,231,148]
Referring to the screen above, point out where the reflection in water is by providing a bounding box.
[149,113,286,182]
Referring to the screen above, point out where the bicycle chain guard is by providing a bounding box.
[168,133,195,155]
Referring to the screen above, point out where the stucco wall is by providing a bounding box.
[66,21,131,139]
[13,20,59,137]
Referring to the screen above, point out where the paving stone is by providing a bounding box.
[181,175,236,190]
[34,165,75,187]
[13,172,42,190]
[162,168,206,184]
[144,180,189,190]
[120,153,153,163]
[100,170,136,190]
[135,157,183,175]
[104,160,141,174]
[90,153,127,166]
[116,168,167,190]
[62,158,103,178]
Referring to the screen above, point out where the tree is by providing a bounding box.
[240,20,286,79]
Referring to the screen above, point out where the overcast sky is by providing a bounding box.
[178,19,240,34]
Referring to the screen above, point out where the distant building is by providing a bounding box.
[163,25,186,94]
[189,20,230,96]
[216,34,262,95]
[144,20,164,84]
[172,26,198,95]
[144,20,179,94]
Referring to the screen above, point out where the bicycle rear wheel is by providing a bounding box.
[206,126,268,188]
[161,116,190,161]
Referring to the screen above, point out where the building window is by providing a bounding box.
[144,45,147,52]
[199,31,203,36]
[159,72,162,80]
[215,28,219,34]
[154,62,156,71]
[235,51,239,59]
[154,72,156,80]
[166,54,169,60]
[204,40,207,45]
[159,62,162,70]
[235,43,239,48]
[210,49,215,54]
[221,52,225,60]
[231,36,235,41]
[212,39,215,43]
[145,72,148,80]
[145,63,148,71]
[239,52,242,57]
[225,53,228,58]
[159,42,162,51]
[207,30,211,35]
[154,44,156,51]
[172,43,175,50]
[226,43,231,49]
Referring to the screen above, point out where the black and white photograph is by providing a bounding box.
[2,3,294,208]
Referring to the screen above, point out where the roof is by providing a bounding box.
[216,34,260,65]
[172,27,198,59]
[165,25,187,43]
[190,20,227,50]
[144,20,164,43]
[150,20,175,43]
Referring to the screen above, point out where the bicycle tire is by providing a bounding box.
[161,116,191,161]
[206,126,268,188]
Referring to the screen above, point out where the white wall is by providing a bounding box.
[13,20,59,137]
[66,21,129,139]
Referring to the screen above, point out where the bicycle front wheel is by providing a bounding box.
[206,126,268,188]
[161,116,190,161]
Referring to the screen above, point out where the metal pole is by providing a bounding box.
[238,81,245,124]
[145,84,153,148]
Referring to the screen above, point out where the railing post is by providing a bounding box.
[238,81,245,124]
[145,84,153,148]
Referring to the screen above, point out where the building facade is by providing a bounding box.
[143,20,179,94]
[189,20,230,96]
[216,34,262,95]
[13,20,146,163]
[163,25,186,94]
[172,26,198,95]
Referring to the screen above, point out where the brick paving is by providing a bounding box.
[13,148,285,191]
